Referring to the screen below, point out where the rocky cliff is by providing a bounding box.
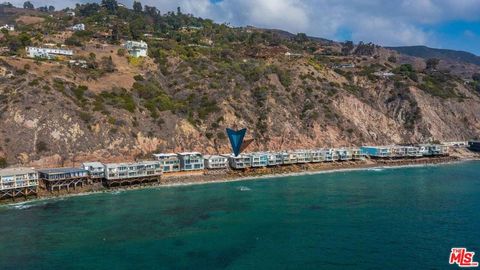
[0,5,479,167]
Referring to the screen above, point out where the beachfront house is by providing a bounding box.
[81,162,105,179]
[419,144,449,156]
[26,46,74,59]
[294,150,311,163]
[391,146,421,158]
[0,167,38,199]
[468,141,480,152]
[204,155,228,170]
[267,152,283,166]
[247,152,269,168]
[350,148,365,160]
[38,168,89,192]
[336,148,353,161]
[104,161,162,180]
[361,146,392,158]
[311,149,325,162]
[124,40,148,58]
[177,152,204,171]
[321,148,338,162]
[153,153,181,173]
[225,154,252,169]
[442,141,468,147]
[281,151,298,165]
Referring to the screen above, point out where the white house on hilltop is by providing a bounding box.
[124,40,148,58]
[26,47,74,59]
[0,24,14,31]
[70,23,85,31]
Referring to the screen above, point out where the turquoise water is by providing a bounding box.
[0,162,479,269]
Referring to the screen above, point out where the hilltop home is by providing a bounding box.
[373,71,395,77]
[70,23,85,31]
[333,63,355,69]
[247,152,269,168]
[361,146,392,158]
[285,52,302,57]
[0,24,14,31]
[153,153,181,173]
[225,154,252,169]
[204,155,228,170]
[177,152,204,171]
[81,162,105,179]
[0,167,38,199]
[124,40,148,57]
[26,46,73,59]
[38,168,89,192]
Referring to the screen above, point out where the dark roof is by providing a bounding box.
[37,167,87,175]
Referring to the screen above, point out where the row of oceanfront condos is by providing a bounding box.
[0,144,454,199]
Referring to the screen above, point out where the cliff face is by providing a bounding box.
[1,27,480,167]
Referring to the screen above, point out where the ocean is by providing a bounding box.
[0,161,479,269]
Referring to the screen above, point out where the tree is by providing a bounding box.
[177,6,181,15]
[342,40,354,55]
[0,157,7,168]
[101,0,118,13]
[144,5,159,17]
[48,5,55,12]
[133,1,142,12]
[472,73,480,82]
[295,33,308,43]
[426,58,440,70]
[23,1,34,9]
[387,55,397,63]
[78,3,100,16]
[1,2,14,8]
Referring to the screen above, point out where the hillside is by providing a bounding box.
[388,45,480,66]
[0,2,480,168]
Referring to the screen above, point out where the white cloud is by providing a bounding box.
[8,0,480,49]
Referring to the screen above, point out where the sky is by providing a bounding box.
[9,0,480,55]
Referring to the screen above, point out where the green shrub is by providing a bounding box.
[0,157,7,168]
[100,90,136,112]
[79,111,92,123]
[117,48,126,56]
[36,141,49,153]
[419,73,458,98]
[133,74,144,81]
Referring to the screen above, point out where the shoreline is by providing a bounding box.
[2,156,478,207]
